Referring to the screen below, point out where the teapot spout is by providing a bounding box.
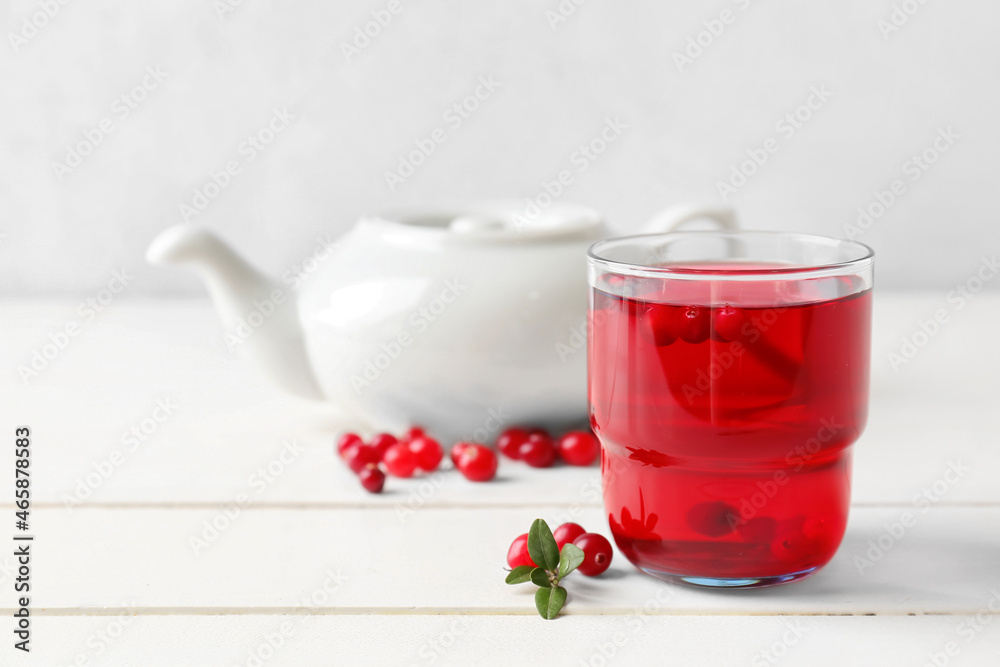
[146,225,323,400]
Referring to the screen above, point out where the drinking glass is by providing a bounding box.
[587,231,874,587]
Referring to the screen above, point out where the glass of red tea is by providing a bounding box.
[587,231,874,587]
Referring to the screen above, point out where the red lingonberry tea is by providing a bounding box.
[588,233,873,588]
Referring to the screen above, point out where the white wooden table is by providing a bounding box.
[3,292,999,666]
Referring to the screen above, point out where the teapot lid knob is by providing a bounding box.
[448,216,507,233]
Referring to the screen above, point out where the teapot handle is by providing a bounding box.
[640,203,738,234]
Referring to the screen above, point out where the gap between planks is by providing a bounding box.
[7,608,1000,618]
[7,501,1000,511]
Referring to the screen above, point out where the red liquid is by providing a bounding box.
[589,272,871,584]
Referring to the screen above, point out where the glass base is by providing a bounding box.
[639,565,820,589]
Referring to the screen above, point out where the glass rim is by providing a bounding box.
[587,230,875,282]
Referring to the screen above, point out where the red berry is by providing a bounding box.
[383,442,417,478]
[640,304,677,346]
[369,433,398,459]
[713,305,746,342]
[400,426,425,444]
[553,522,586,550]
[679,306,710,344]
[343,444,380,474]
[506,533,536,569]
[450,442,471,467]
[518,433,556,468]
[556,431,600,466]
[358,465,385,493]
[408,436,443,472]
[336,432,363,458]
[769,517,808,563]
[454,443,497,482]
[496,428,529,460]
[686,501,739,537]
[574,533,613,576]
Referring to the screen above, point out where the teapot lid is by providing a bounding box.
[363,201,604,243]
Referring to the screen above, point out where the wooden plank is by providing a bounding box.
[8,613,1000,667]
[3,295,999,508]
[17,506,1000,615]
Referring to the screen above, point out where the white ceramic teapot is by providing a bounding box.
[147,202,735,441]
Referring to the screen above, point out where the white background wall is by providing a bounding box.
[1,0,997,296]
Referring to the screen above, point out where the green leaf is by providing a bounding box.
[527,519,560,571]
[558,543,585,579]
[530,567,552,588]
[535,585,568,620]
[505,566,534,585]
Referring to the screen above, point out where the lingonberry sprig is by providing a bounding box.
[504,518,585,619]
